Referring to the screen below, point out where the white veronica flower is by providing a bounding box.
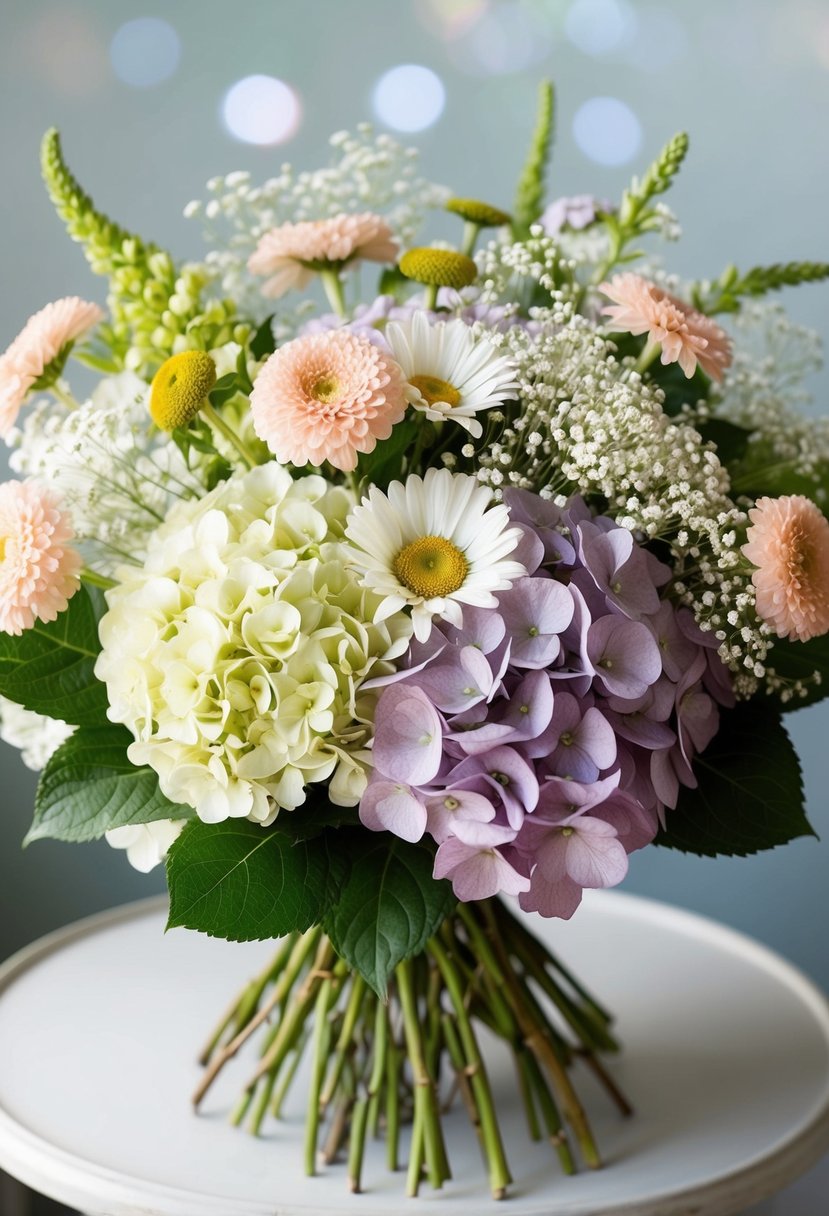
[385,312,518,437]
[345,468,526,642]
[105,819,186,873]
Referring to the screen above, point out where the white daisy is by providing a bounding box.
[385,311,518,438]
[345,468,526,642]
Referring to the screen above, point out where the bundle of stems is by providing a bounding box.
[194,898,630,1199]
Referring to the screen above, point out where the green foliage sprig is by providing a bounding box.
[595,131,689,282]
[512,81,555,239]
[693,260,829,315]
[41,129,244,376]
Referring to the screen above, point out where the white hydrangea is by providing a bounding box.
[0,697,75,771]
[95,464,413,827]
[105,820,186,873]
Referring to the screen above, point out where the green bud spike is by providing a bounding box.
[40,129,240,377]
[697,260,829,315]
[512,81,555,239]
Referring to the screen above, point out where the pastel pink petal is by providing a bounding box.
[563,818,629,889]
[372,685,444,785]
[360,781,427,843]
[520,869,584,920]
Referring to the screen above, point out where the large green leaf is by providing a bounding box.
[0,585,109,725]
[324,835,456,999]
[27,724,192,844]
[166,818,346,941]
[656,704,815,857]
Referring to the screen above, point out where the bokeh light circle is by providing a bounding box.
[564,0,638,57]
[572,96,643,166]
[372,65,446,132]
[221,76,302,146]
[110,17,180,89]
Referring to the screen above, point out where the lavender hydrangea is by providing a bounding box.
[359,491,734,919]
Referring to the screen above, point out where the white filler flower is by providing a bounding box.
[345,467,525,642]
[386,312,517,437]
[95,464,412,826]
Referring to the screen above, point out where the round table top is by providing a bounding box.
[0,890,827,1216]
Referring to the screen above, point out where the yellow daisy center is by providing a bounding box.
[0,535,7,563]
[311,374,340,403]
[150,351,217,431]
[393,535,469,599]
[445,197,512,228]
[409,374,461,409]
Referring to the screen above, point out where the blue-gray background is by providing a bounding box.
[0,4,828,1214]
[1,1,828,982]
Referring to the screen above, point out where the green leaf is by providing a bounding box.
[512,81,555,238]
[0,585,109,725]
[250,315,276,361]
[166,819,346,941]
[656,703,815,857]
[324,835,456,999]
[765,633,829,710]
[696,261,829,316]
[356,417,418,491]
[697,417,753,467]
[27,724,192,844]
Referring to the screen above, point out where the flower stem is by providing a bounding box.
[461,221,481,258]
[81,568,116,591]
[423,283,439,311]
[347,1096,370,1193]
[51,380,80,410]
[320,268,347,318]
[429,935,511,1199]
[305,975,336,1175]
[633,339,662,376]
[202,400,258,469]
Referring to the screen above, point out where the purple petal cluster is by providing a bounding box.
[359,491,734,919]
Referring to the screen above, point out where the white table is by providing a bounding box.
[0,891,827,1216]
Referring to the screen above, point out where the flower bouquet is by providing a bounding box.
[1,83,828,1199]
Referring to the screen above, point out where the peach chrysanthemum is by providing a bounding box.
[248,213,398,298]
[600,273,731,381]
[0,480,82,636]
[742,495,829,642]
[0,297,104,437]
[250,330,408,472]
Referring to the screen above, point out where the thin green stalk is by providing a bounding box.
[406,1086,426,1198]
[441,1012,483,1137]
[347,1096,370,1193]
[633,338,662,376]
[305,976,335,1175]
[229,1085,256,1128]
[247,939,334,1090]
[521,1047,576,1175]
[51,381,80,410]
[423,282,439,310]
[202,399,258,468]
[479,903,601,1170]
[396,958,450,1189]
[461,220,481,257]
[320,974,366,1111]
[429,936,511,1200]
[320,268,347,317]
[269,1028,310,1121]
[321,1095,353,1165]
[514,1048,542,1142]
[386,1035,402,1172]
[81,568,116,591]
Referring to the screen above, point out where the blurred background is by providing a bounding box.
[0,2,827,1212]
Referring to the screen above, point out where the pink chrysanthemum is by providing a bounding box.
[0,480,82,636]
[248,213,398,298]
[742,495,829,642]
[599,273,732,381]
[250,330,408,472]
[0,297,104,437]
